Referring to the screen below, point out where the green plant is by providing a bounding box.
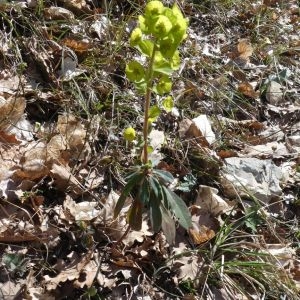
[114,0,191,243]
[2,253,28,277]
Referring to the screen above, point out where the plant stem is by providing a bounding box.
[142,44,157,165]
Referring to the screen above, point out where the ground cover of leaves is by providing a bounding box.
[0,0,299,299]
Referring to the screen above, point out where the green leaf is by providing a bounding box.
[162,186,192,230]
[135,80,147,94]
[149,196,162,232]
[126,61,145,82]
[153,60,174,75]
[148,175,163,200]
[162,96,174,112]
[153,169,174,184]
[155,75,172,95]
[148,176,163,232]
[114,170,144,218]
[176,173,197,192]
[148,105,161,122]
[153,51,175,75]
[128,199,143,231]
[159,36,177,59]
[170,50,180,70]
[137,39,154,57]
[87,286,97,297]
[244,207,264,233]
[114,193,128,219]
[139,178,150,205]
[160,205,176,244]
[147,145,154,154]
[130,27,142,47]
[124,166,143,181]
[2,253,27,275]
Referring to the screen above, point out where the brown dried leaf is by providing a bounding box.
[179,118,193,138]
[25,38,59,85]
[74,260,98,288]
[226,39,254,67]
[196,185,230,216]
[0,95,26,131]
[0,281,23,299]
[173,253,203,280]
[0,131,20,144]
[188,225,215,245]
[232,70,247,81]
[44,251,92,291]
[112,258,136,268]
[50,164,83,194]
[44,7,75,20]
[242,141,291,158]
[263,0,283,6]
[62,38,90,55]
[237,39,253,60]
[179,115,215,147]
[123,219,153,246]
[63,195,101,221]
[238,82,259,99]
[0,74,21,93]
[15,142,49,180]
[55,114,91,161]
[217,149,237,159]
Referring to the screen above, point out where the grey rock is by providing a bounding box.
[266,81,284,105]
[220,157,283,203]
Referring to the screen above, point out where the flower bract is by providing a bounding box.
[130,28,142,47]
[123,127,136,141]
[153,15,173,37]
[145,1,164,18]
[156,75,172,95]
[126,61,145,82]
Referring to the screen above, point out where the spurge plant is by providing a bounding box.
[114,0,191,243]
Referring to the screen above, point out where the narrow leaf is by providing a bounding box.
[114,170,144,218]
[128,199,142,231]
[124,166,142,181]
[162,186,192,230]
[160,205,176,244]
[149,197,162,232]
[148,176,163,200]
[139,178,150,205]
[153,169,174,184]
[114,193,127,219]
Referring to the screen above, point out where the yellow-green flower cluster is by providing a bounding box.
[126,0,188,95]
[130,0,188,58]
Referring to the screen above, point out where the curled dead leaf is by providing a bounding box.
[0,95,26,131]
[62,38,90,55]
[179,115,216,147]
[226,39,254,67]
[196,185,230,216]
[238,82,259,99]
[188,226,215,245]
[237,39,253,60]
